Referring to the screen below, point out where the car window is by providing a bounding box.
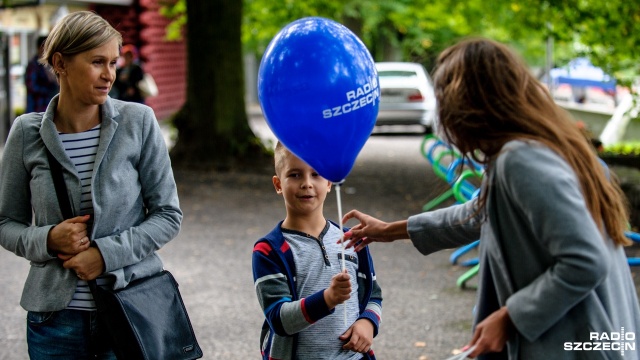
[378,70,418,78]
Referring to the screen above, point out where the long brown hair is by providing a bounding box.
[432,37,630,246]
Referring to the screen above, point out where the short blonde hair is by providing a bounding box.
[40,11,122,74]
[274,141,290,177]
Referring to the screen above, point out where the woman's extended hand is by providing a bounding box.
[341,210,409,252]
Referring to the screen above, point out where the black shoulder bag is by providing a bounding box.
[47,149,203,360]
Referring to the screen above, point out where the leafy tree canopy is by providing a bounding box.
[162,0,639,83]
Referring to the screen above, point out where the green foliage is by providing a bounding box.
[569,1,640,81]
[242,0,345,54]
[238,0,640,79]
[603,142,640,156]
[159,0,187,41]
[161,0,640,93]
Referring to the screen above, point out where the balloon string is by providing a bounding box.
[335,182,347,328]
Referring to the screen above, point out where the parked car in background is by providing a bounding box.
[375,62,436,132]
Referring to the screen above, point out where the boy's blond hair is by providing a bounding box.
[273,141,290,177]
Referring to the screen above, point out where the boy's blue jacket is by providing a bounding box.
[252,221,382,360]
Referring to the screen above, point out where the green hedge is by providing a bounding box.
[602,142,640,156]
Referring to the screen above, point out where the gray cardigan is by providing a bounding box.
[0,95,182,312]
[408,141,640,359]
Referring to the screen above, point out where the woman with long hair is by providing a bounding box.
[342,38,640,359]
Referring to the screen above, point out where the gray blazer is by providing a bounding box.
[0,95,182,312]
[408,140,640,359]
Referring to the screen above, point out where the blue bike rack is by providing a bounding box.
[625,231,640,266]
[421,135,483,288]
[449,240,480,267]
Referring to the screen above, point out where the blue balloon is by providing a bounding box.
[258,17,379,183]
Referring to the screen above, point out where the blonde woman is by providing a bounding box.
[0,11,181,358]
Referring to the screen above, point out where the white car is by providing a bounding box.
[375,62,437,132]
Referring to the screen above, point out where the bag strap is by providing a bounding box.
[46,149,73,219]
[46,149,98,289]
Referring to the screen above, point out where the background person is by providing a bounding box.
[112,44,145,103]
[0,11,181,358]
[252,141,383,360]
[342,37,640,359]
[24,35,59,113]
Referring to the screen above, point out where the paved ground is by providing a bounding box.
[165,130,479,360]
[1,114,638,359]
[0,118,481,359]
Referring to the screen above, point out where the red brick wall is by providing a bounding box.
[139,0,186,121]
[94,5,141,47]
[95,0,187,121]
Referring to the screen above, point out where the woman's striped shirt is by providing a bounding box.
[58,124,112,311]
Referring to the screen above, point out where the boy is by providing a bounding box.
[252,142,383,360]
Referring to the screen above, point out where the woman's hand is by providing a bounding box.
[47,215,91,256]
[341,210,409,252]
[466,306,513,357]
[62,247,106,281]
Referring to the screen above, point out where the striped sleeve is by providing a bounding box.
[252,241,333,336]
[357,250,383,337]
[360,274,383,337]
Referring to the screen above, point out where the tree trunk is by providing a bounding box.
[171,0,265,170]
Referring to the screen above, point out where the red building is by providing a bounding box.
[0,0,186,142]
[94,0,186,121]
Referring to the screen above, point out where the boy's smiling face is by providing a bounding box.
[273,151,332,218]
